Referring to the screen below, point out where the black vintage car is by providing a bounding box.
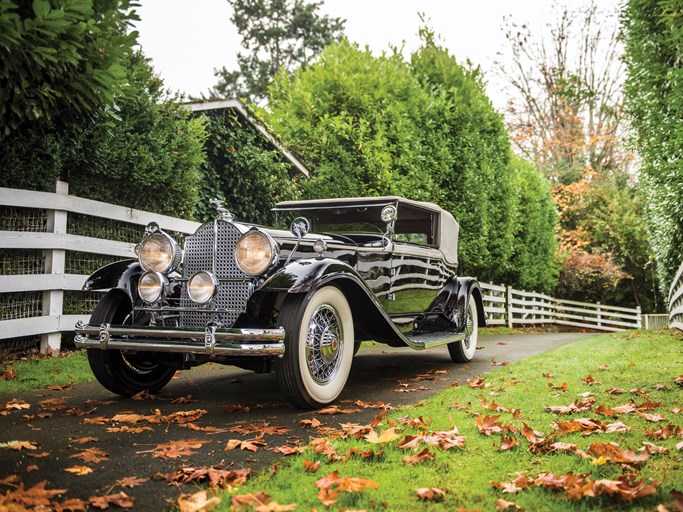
[75,197,485,409]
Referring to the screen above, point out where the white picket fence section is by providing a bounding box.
[1,182,648,353]
[669,260,683,331]
[479,283,642,332]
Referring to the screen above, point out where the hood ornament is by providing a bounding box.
[209,198,234,222]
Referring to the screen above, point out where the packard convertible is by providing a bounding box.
[75,197,485,409]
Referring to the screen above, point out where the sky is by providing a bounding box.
[134,0,620,111]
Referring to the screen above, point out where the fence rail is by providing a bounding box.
[1,183,646,353]
[670,260,683,331]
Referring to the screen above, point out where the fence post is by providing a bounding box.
[597,302,602,328]
[506,286,513,328]
[40,180,68,354]
[636,306,642,329]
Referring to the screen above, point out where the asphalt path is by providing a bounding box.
[0,332,592,510]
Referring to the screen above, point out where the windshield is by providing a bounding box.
[276,205,386,235]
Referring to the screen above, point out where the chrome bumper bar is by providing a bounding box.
[74,321,285,357]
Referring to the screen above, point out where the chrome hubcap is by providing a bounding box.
[305,304,343,384]
[463,304,474,349]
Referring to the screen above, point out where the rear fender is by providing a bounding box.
[416,277,486,331]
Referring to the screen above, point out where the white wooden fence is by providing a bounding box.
[669,260,683,331]
[1,183,646,353]
[0,182,199,353]
[480,284,642,332]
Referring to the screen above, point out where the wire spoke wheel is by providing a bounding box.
[277,286,354,409]
[448,294,479,363]
[305,304,344,384]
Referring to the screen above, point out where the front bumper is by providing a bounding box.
[74,320,285,357]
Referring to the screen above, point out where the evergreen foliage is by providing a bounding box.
[623,0,683,296]
[0,0,139,136]
[194,107,300,224]
[1,51,207,218]
[265,35,558,290]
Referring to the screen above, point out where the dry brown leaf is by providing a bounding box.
[496,498,523,510]
[177,490,221,512]
[224,403,251,413]
[496,436,520,451]
[7,441,38,451]
[645,423,683,440]
[318,405,360,415]
[89,492,134,510]
[315,470,379,506]
[637,411,666,422]
[157,467,249,488]
[355,400,393,409]
[69,447,108,464]
[171,395,198,404]
[364,427,401,444]
[268,445,305,456]
[116,476,148,488]
[416,487,445,501]
[64,465,93,476]
[581,374,600,385]
[70,437,98,444]
[476,414,505,436]
[149,438,211,459]
[46,382,73,391]
[588,442,649,464]
[468,376,491,389]
[545,396,596,414]
[300,418,321,428]
[303,459,321,473]
[0,369,16,380]
[106,425,153,433]
[55,497,89,511]
[402,447,435,465]
[491,359,509,366]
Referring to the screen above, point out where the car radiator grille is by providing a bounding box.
[179,221,251,328]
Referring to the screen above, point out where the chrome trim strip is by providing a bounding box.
[74,320,285,356]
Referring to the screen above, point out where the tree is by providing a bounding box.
[211,0,345,102]
[0,0,139,136]
[1,51,207,219]
[265,34,558,290]
[499,1,629,178]
[498,1,660,309]
[623,0,683,297]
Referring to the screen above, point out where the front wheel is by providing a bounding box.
[277,286,355,409]
[86,293,176,397]
[447,294,479,363]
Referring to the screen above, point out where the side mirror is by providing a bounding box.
[290,217,310,239]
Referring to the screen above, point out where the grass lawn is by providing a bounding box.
[0,350,92,395]
[217,329,683,511]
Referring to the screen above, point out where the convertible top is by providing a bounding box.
[275,196,459,266]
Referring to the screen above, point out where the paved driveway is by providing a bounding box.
[0,332,592,509]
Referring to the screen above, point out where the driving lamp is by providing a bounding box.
[187,271,218,304]
[235,230,276,276]
[138,271,166,304]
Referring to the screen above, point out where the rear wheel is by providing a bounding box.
[447,294,478,363]
[86,294,176,397]
[277,286,354,409]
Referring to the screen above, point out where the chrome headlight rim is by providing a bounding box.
[187,271,219,305]
[138,271,167,304]
[138,230,182,274]
[235,229,279,276]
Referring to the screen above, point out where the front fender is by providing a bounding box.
[259,258,364,294]
[82,259,142,300]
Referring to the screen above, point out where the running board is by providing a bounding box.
[401,330,466,350]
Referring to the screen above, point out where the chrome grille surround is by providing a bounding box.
[180,221,252,328]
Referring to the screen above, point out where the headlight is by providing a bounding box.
[235,230,277,276]
[138,271,166,304]
[187,271,218,304]
[139,232,181,273]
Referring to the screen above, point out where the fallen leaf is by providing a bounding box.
[640,442,668,454]
[545,397,595,414]
[106,426,153,433]
[496,436,520,451]
[268,445,305,456]
[468,376,491,389]
[637,412,666,422]
[364,427,401,444]
[304,459,321,473]
[315,470,379,506]
[402,447,435,465]
[64,466,93,476]
[548,381,568,391]
[171,395,198,404]
[588,442,649,464]
[149,438,212,459]
[4,441,38,451]
[224,403,251,413]
[476,414,505,436]
[46,382,73,391]
[1,369,16,380]
[318,405,360,415]
[301,418,321,428]
[69,448,108,464]
[416,487,445,501]
[492,359,509,366]
[70,437,98,444]
[496,498,523,510]
[582,374,600,385]
[116,476,148,488]
[177,490,221,512]
[89,492,134,510]
[156,467,249,488]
